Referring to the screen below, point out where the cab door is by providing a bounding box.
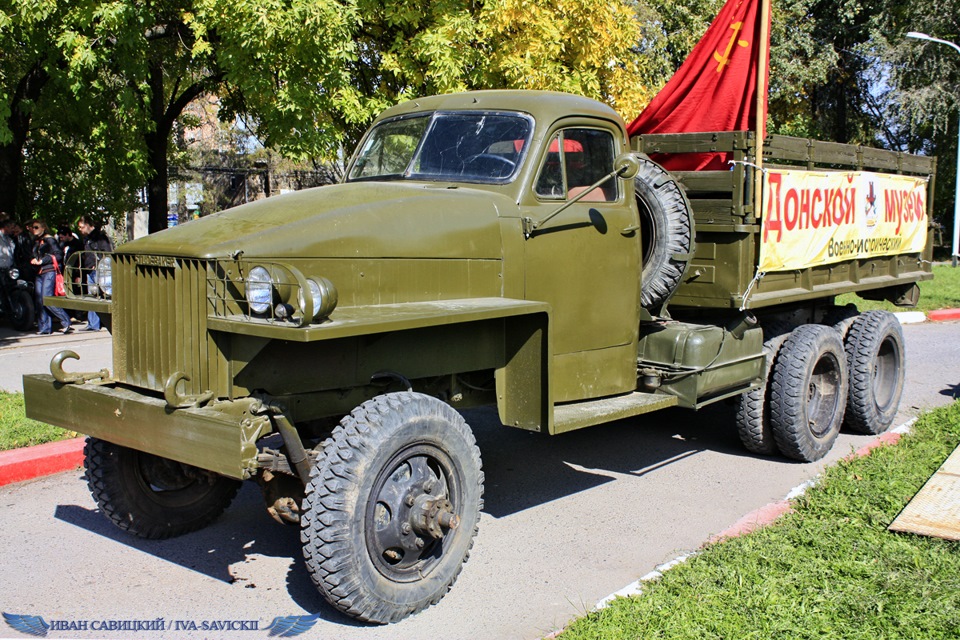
[521,125,641,402]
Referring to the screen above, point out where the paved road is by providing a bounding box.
[0,326,111,393]
[1,322,957,640]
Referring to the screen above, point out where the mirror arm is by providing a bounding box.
[523,152,641,239]
[524,169,619,238]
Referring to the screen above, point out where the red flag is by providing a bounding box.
[627,0,771,171]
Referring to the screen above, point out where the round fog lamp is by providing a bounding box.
[245,266,273,315]
[298,277,338,320]
[97,256,113,298]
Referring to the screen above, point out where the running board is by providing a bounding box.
[551,392,678,435]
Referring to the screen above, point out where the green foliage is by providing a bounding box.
[2,0,956,232]
[561,400,960,639]
[0,391,76,451]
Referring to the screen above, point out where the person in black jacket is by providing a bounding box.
[77,215,113,331]
[28,219,72,334]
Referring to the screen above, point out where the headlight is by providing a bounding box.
[297,277,338,321]
[245,266,273,315]
[97,256,113,298]
[9,268,19,280]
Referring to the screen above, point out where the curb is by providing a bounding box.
[0,437,85,487]
[928,308,960,322]
[895,308,960,324]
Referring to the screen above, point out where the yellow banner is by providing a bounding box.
[758,169,928,272]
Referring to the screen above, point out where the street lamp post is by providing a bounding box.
[906,31,960,267]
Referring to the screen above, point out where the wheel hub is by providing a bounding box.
[367,446,461,580]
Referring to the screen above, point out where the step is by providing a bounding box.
[552,391,678,434]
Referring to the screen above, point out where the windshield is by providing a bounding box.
[348,111,533,184]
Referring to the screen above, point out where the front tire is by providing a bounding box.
[84,438,241,539]
[769,325,848,462]
[843,311,905,434]
[301,392,483,624]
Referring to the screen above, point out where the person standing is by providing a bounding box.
[77,215,113,331]
[0,216,15,270]
[57,226,83,271]
[29,219,72,335]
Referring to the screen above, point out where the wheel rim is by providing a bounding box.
[872,335,900,412]
[366,443,462,583]
[133,452,216,509]
[807,352,843,438]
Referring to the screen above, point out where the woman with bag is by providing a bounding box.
[29,219,72,335]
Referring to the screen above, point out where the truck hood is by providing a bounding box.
[120,182,515,260]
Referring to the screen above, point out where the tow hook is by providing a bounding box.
[50,350,110,385]
[163,372,215,409]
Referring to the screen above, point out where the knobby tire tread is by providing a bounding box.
[301,392,483,624]
[84,437,240,540]
[843,310,904,434]
[768,325,848,462]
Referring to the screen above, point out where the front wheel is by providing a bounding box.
[84,438,241,539]
[301,392,483,624]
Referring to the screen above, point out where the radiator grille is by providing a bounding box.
[113,255,221,396]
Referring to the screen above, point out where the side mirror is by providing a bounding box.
[614,152,640,180]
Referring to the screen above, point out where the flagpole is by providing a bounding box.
[754,0,771,219]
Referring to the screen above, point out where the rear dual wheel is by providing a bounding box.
[768,325,849,462]
[842,311,905,435]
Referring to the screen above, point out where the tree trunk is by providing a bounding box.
[145,129,170,234]
[142,62,219,234]
[0,143,22,217]
[1,63,49,219]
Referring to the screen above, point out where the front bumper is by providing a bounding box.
[22,374,271,480]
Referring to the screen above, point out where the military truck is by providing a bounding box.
[24,90,934,624]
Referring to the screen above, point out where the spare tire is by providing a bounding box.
[634,157,695,309]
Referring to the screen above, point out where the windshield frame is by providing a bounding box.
[345,109,535,186]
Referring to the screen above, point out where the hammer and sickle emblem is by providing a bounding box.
[713,21,749,73]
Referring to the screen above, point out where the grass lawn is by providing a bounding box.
[0,392,77,451]
[836,264,960,314]
[560,400,960,639]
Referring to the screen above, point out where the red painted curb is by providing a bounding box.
[708,500,794,544]
[0,437,85,487]
[928,308,960,322]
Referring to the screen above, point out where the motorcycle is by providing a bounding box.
[0,266,36,331]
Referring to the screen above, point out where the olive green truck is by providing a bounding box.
[24,91,935,623]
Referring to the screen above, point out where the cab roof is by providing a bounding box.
[375,90,627,133]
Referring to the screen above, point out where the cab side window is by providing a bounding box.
[535,128,617,202]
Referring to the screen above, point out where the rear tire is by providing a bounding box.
[84,438,241,539]
[769,325,848,462]
[843,311,905,434]
[735,332,790,455]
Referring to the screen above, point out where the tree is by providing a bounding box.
[872,0,960,232]
[4,0,656,232]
